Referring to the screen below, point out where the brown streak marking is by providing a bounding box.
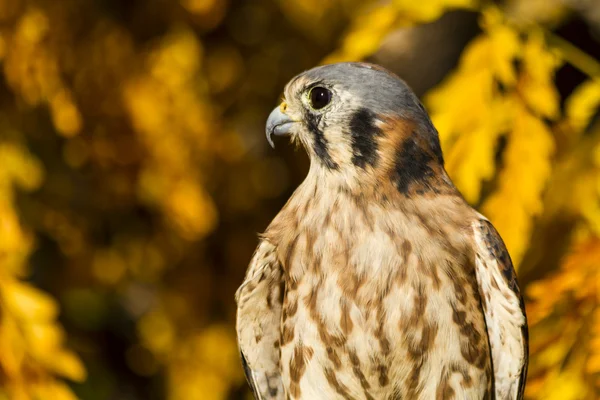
[485,365,493,398]
[388,390,403,400]
[450,363,472,383]
[414,212,438,237]
[300,195,312,217]
[348,349,372,394]
[289,345,311,399]
[402,239,412,258]
[340,299,354,335]
[480,289,488,311]
[375,300,391,356]
[452,308,466,325]
[435,367,455,400]
[322,209,332,229]
[289,345,314,394]
[425,263,442,290]
[388,237,411,287]
[421,321,438,353]
[303,278,346,368]
[399,284,428,333]
[383,226,399,252]
[287,275,298,291]
[324,368,355,399]
[284,297,298,319]
[257,271,266,282]
[326,347,342,369]
[406,321,438,361]
[266,286,276,310]
[452,278,468,305]
[284,235,299,269]
[452,301,487,369]
[354,194,374,231]
[377,364,389,387]
[304,230,316,262]
[289,384,301,399]
[491,276,500,290]
[338,272,365,302]
[459,337,484,368]
[406,357,424,398]
[395,261,408,286]
[281,323,294,345]
[410,283,428,325]
[400,281,438,398]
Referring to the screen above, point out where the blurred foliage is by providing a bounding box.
[0,0,598,399]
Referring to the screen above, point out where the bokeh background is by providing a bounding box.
[0,0,599,399]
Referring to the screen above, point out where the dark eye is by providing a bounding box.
[309,86,332,110]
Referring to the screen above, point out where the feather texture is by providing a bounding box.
[472,217,529,400]
[236,240,285,399]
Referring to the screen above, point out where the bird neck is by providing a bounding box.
[305,133,457,202]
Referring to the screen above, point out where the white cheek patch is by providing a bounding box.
[313,90,367,167]
[323,124,354,166]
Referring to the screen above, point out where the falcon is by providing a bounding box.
[236,62,528,399]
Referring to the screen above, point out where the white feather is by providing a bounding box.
[472,217,528,400]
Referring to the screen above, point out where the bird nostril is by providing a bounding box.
[280,102,287,113]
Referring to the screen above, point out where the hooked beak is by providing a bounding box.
[266,105,297,148]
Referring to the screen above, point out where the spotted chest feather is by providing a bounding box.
[263,183,493,400]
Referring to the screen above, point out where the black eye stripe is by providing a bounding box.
[309,87,332,110]
[304,110,338,170]
[350,108,383,169]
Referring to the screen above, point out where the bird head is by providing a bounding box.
[266,62,448,195]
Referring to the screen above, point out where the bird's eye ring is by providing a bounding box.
[309,86,332,110]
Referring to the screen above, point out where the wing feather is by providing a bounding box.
[236,240,284,399]
[472,217,529,400]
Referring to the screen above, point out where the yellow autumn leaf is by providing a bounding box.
[195,324,245,383]
[483,107,554,266]
[570,168,600,235]
[0,314,27,377]
[485,18,521,85]
[393,0,477,22]
[1,281,59,322]
[44,349,87,382]
[428,66,496,146]
[537,365,590,400]
[586,299,600,374]
[166,179,218,240]
[15,8,49,44]
[150,28,203,88]
[168,366,229,400]
[50,89,82,137]
[426,14,523,204]
[566,79,600,133]
[31,381,79,400]
[587,354,600,374]
[23,322,65,357]
[327,4,399,63]
[445,125,500,203]
[0,143,44,191]
[520,30,562,119]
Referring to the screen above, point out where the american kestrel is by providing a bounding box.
[236,62,528,399]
